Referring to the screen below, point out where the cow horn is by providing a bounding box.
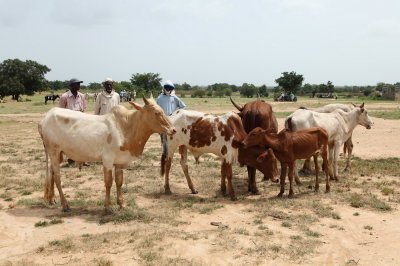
[142,94,149,105]
[360,102,364,109]
[229,96,243,111]
[257,93,260,99]
[149,92,154,99]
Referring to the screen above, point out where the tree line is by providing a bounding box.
[0,58,398,101]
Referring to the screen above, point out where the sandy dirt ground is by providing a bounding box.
[0,102,399,265]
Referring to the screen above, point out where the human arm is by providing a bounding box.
[59,95,67,108]
[94,94,101,115]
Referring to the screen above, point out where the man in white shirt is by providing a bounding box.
[94,78,120,115]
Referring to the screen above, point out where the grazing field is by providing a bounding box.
[0,95,399,265]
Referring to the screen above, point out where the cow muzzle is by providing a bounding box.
[166,127,177,136]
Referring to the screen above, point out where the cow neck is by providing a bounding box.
[262,133,281,152]
[338,108,360,136]
[124,110,153,157]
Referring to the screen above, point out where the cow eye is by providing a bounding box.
[155,112,160,116]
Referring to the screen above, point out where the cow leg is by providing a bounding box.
[220,162,227,196]
[321,146,330,193]
[103,166,114,214]
[179,146,198,194]
[222,160,236,201]
[300,158,312,175]
[343,137,353,172]
[328,143,335,181]
[50,157,69,211]
[288,162,295,198]
[115,166,125,209]
[278,162,287,197]
[333,144,341,181]
[247,166,259,194]
[293,163,302,185]
[49,167,56,204]
[164,157,173,194]
[313,154,319,192]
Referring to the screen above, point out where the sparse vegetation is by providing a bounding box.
[0,96,399,265]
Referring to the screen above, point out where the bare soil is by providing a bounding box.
[0,103,399,266]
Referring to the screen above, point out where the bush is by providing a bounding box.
[191,89,206,98]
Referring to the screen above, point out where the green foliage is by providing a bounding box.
[130,73,162,93]
[363,89,372,96]
[88,82,102,91]
[275,71,304,94]
[239,83,257,97]
[258,84,269,97]
[0,59,50,100]
[191,89,206,98]
[47,80,69,91]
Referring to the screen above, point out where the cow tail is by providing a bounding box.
[39,124,51,202]
[285,117,293,131]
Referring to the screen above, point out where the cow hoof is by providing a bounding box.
[230,197,238,201]
[191,190,198,194]
[288,194,294,199]
[104,208,114,215]
[251,190,260,195]
[271,179,279,183]
[277,193,283,198]
[164,190,172,195]
[62,206,71,212]
[49,200,57,205]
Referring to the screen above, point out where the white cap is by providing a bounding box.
[163,80,175,89]
[104,77,113,83]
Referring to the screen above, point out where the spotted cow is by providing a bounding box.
[161,109,247,200]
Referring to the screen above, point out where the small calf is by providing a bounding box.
[243,127,330,197]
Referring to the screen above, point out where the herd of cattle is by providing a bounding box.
[38,95,373,213]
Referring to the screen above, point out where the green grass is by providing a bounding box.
[370,108,400,120]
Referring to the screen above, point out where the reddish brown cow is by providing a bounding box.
[242,127,330,197]
[230,97,279,194]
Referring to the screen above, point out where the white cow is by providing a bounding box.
[38,95,175,213]
[301,103,356,172]
[285,103,373,181]
[161,109,247,200]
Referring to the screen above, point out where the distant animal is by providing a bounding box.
[230,96,279,194]
[300,104,355,173]
[44,95,59,105]
[242,127,330,197]
[285,103,373,181]
[84,93,98,102]
[160,109,247,200]
[38,95,175,213]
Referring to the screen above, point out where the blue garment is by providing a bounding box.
[156,94,186,115]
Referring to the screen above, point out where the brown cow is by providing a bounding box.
[242,127,330,197]
[230,97,279,194]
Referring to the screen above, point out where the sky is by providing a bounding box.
[1,0,399,86]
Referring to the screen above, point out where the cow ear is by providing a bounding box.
[142,94,150,105]
[129,101,143,110]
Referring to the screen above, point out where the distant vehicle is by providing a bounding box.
[317,93,337,99]
[274,93,297,102]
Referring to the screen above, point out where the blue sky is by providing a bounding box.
[1,0,399,86]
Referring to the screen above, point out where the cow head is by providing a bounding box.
[238,146,278,179]
[357,103,374,130]
[129,94,176,135]
[242,127,266,148]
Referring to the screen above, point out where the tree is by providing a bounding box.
[239,83,257,98]
[327,81,335,93]
[258,85,269,97]
[0,59,50,100]
[275,71,304,94]
[48,80,69,91]
[88,82,102,91]
[130,73,162,94]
